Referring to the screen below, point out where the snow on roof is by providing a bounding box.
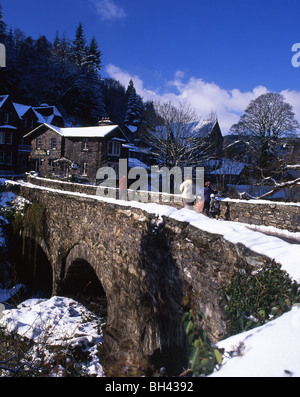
[210,159,247,175]
[32,109,47,124]
[13,103,31,118]
[126,125,138,133]
[194,119,217,137]
[25,123,122,139]
[0,95,9,108]
[58,125,120,138]
[123,143,151,154]
[128,158,151,170]
[0,125,17,130]
[34,105,63,118]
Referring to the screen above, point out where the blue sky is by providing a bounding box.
[2,0,300,132]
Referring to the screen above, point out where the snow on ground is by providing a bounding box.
[0,296,105,377]
[1,179,300,377]
[210,305,300,377]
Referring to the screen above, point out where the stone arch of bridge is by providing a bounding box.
[11,234,52,295]
[60,243,107,311]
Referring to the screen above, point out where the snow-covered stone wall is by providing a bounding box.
[24,174,300,232]
[219,199,300,233]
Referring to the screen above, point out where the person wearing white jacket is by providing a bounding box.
[180,175,195,208]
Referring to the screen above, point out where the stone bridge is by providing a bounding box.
[7,177,277,363]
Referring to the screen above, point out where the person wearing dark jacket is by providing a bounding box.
[203,181,217,216]
[209,194,220,219]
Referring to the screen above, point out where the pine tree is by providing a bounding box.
[102,78,127,124]
[0,3,7,43]
[125,79,135,100]
[124,80,143,126]
[86,36,102,74]
[72,22,88,68]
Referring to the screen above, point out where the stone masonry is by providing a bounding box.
[219,199,300,233]
[12,178,275,361]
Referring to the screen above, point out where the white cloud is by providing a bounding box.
[90,0,127,21]
[105,64,300,134]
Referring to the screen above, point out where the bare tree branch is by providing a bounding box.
[239,177,300,200]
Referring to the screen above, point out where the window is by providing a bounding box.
[81,162,88,176]
[0,150,12,164]
[0,131,13,145]
[5,132,12,145]
[82,138,89,151]
[50,138,57,150]
[4,113,9,124]
[108,141,121,157]
[48,159,55,173]
[36,138,41,149]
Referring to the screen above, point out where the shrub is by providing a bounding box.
[182,309,223,377]
[219,261,300,337]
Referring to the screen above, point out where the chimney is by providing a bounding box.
[98,118,112,126]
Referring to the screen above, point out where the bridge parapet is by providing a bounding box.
[23,173,183,209]
[23,174,300,232]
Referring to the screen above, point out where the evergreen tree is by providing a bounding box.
[102,78,127,124]
[72,22,88,68]
[0,8,145,128]
[53,32,72,61]
[86,36,102,74]
[0,2,6,43]
[124,80,143,126]
[125,79,135,100]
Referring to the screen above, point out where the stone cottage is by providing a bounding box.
[24,121,129,182]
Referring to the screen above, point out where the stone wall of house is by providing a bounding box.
[219,199,300,233]
[30,128,63,176]
[15,180,273,363]
[64,137,102,180]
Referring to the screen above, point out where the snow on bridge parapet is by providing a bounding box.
[219,197,300,233]
[22,173,183,209]
[22,174,300,233]
[6,176,300,284]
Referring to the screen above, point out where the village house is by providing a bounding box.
[209,159,250,186]
[0,94,65,176]
[24,121,130,182]
[0,95,22,176]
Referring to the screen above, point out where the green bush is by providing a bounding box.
[182,309,223,377]
[219,261,300,337]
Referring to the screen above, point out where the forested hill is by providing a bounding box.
[0,3,154,128]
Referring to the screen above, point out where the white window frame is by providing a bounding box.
[51,138,57,150]
[81,162,88,177]
[82,138,89,151]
